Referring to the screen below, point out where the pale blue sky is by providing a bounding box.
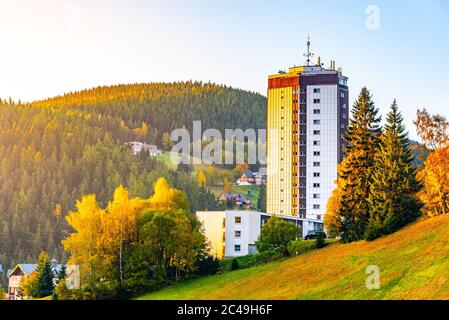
[1,0,448,138]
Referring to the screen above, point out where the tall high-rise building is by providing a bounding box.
[266,50,349,221]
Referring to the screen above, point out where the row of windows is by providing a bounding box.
[309,88,329,213]
[234,217,242,252]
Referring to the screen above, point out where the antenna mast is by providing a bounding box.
[303,35,314,66]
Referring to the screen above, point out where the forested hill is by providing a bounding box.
[0,82,266,278]
[32,82,267,143]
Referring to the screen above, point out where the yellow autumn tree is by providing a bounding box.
[53,203,62,220]
[417,146,449,216]
[61,179,199,297]
[223,177,233,193]
[101,185,146,288]
[134,121,148,141]
[324,162,348,237]
[149,177,189,211]
[18,272,38,299]
[0,285,5,300]
[197,169,206,187]
[62,195,105,289]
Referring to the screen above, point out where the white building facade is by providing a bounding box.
[197,211,323,259]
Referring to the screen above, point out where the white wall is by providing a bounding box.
[224,211,262,258]
[196,211,226,258]
[306,85,339,220]
[198,210,324,258]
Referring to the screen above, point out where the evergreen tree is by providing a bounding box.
[257,184,267,212]
[333,87,382,242]
[366,101,421,240]
[35,252,55,298]
[58,264,67,281]
[231,259,240,271]
[315,230,326,249]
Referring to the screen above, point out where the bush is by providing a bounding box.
[0,285,5,300]
[220,250,285,272]
[364,218,385,241]
[231,259,240,271]
[287,240,316,256]
[256,216,301,257]
[196,255,221,276]
[315,231,326,249]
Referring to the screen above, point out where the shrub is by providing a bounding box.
[231,259,240,271]
[196,255,221,276]
[315,231,326,249]
[220,250,284,272]
[287,240,316,256]
[0,285,5,300]
[256,216,301,257]
[364,218,386,241]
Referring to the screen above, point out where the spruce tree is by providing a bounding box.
[257,184,267,212]
[336,87,382,242]
[366,100,421,240]
[58,264,67,281]
[36,252,55,298]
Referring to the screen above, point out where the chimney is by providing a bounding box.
[317,56,321,66]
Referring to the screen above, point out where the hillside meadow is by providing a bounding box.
[138,215,449,300]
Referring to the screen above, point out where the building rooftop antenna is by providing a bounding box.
[303,35,314,66]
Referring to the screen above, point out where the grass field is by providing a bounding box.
[138,215,449,300]
[158,153,262,206]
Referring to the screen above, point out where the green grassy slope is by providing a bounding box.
[138,215,449,300]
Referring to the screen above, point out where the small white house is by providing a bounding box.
[196,211,323,259]
[7,259,64,300]
[125,142,162,157]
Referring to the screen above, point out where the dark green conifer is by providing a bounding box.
[366,100,421,240]
[36,252,55,298]
[336,87,382,242]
